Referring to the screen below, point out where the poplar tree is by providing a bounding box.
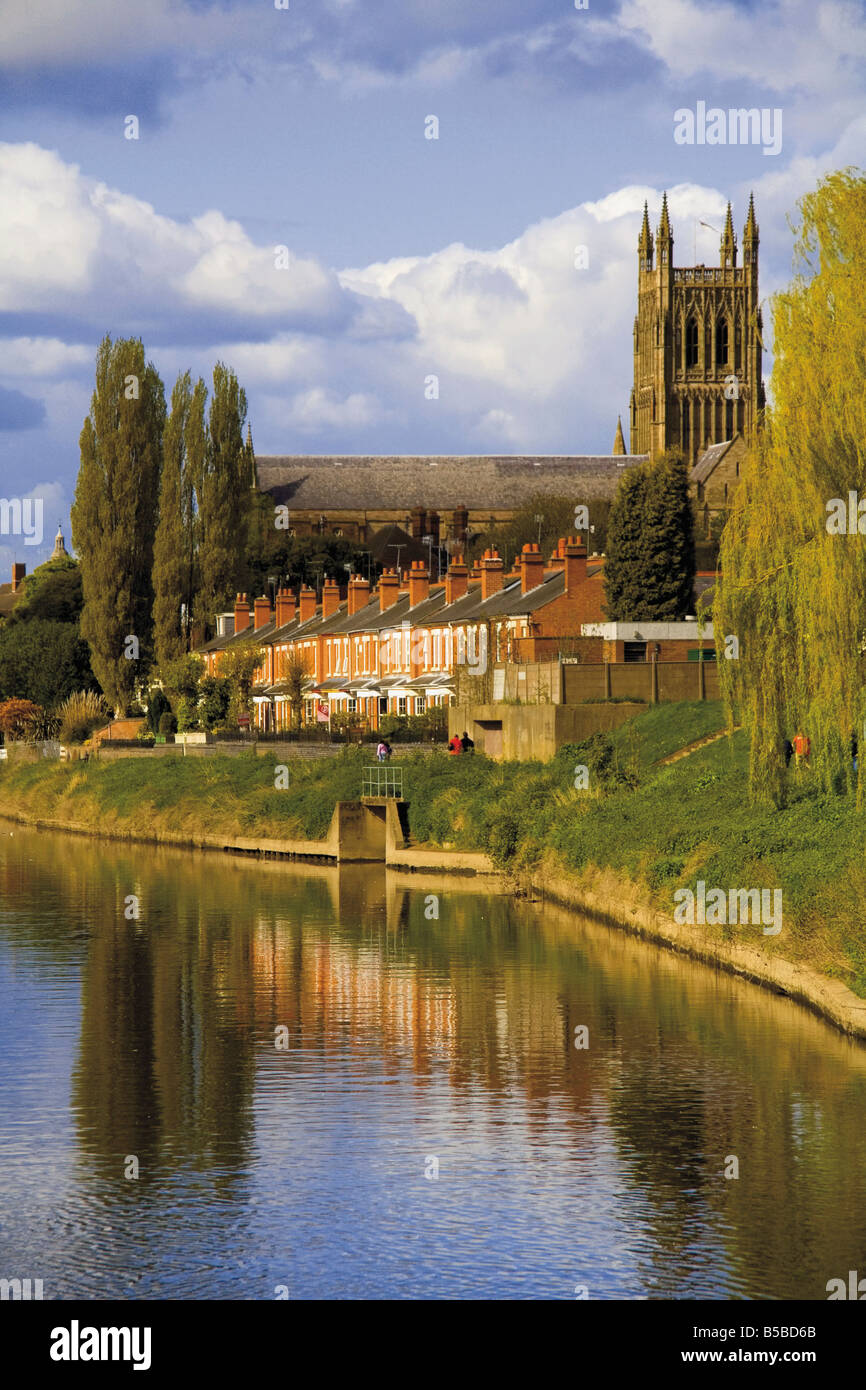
[72,336,165,713]
[196,363,251,627]
[715,168,866,806]
[153,372,192,669]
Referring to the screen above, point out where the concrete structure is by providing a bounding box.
[449,701,647,762]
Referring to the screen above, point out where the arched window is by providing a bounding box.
[715,318,729,366]
[685,318,699,367]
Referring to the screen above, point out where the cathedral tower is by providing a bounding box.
[629,193,764,464]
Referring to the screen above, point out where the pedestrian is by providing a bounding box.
[851,731,858,775]
[448,733,462,756]
[382,740,393,761]
[460,730,474,754]
[783,738,793,768]
[792,729,811,766]
[376,739,388,763]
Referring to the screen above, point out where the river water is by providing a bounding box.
[0,824,864,1301]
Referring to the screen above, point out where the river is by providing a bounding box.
[1,824,864,1300]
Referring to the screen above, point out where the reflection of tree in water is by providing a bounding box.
[5,827,866,1297]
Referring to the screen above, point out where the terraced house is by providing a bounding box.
[196,537,606,732]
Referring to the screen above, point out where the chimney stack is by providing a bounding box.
[479,548,504,601]
[563,535,588,595]
[253,595,272,630]
[452,504,468,543]
[347,575,371,616]
[322,577,341,618]
[234,593,251,634]
[445,554,468,605]
[520,543,545,594]
[378,567,401,612]
[275,588,296,628]
[298,585,318,623]
[547,538,567,571]
[408,559,430,608]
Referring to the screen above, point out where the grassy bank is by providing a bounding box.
[3,699,865,995]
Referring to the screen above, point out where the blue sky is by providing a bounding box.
[1,0,865,570]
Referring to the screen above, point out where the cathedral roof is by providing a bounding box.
[691,439,734,484]
[256,455,647,510]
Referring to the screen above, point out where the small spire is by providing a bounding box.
[720,201,737,266]
[744,191,758,242]
[51,523,68,560]
[638,200,653,256]
[612,415,626,456]
[658,191,672,240]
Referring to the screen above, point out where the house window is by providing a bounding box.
[415,696,426,715]
[623,642,646,663]
[347,698,357,712]
[379,697,388,714]
[398,696,407,715]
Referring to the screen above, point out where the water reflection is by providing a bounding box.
[1,826,865,1299]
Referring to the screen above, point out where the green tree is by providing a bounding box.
[153,372,200,669]
[71,335,166,713]
[220,641,263,727]
[0,619,96,707]
[196,363,251,628]
[604,464,649,619]
[604,452,694,620]
[7,555,83,626]
[715,168,866,806]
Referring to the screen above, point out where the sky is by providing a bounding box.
[1,0,865,571]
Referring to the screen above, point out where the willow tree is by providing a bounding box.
[72,336,165,712]
[714,168,866,806]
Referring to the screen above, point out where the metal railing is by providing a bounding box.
[362,766,404,798]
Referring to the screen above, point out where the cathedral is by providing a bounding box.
[630,192,764,464]
[254,195,764,546]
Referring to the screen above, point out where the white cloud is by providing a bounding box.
[619,0,866,94]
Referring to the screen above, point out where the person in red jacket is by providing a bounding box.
[448,734,462,756]
[793,730,811,765]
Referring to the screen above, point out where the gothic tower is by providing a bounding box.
[629,192,764,465]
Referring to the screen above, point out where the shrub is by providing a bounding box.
[158,711,178,736]
[0,697,44,741]
[57,690,107,745]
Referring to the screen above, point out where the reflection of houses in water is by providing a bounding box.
[311,943,457,1062]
